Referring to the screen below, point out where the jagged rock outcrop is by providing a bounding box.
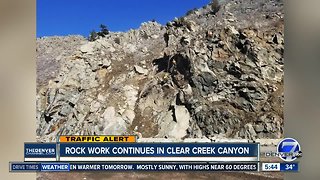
[36,35,87,90]
[36,0,284,142]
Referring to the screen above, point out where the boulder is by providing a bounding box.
[80,42,95,54]
[134,65,149,75]
[102,107,127,135]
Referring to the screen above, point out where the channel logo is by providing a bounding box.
[277,138,302,162]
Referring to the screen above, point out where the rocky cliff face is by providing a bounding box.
[36,0,284,142]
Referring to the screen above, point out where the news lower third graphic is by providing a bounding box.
[10,162,259,172]
[9,136,300,172]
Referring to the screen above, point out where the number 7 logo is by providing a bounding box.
[277,138,301,162]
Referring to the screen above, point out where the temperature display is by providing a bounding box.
[261,162,299,172]
[280,163,299,172]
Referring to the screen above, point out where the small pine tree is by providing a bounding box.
[88,24,110,41]
[88,30,98,41]
[100,24,109,36]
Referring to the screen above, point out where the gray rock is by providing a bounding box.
[134,65,149,75]
[245,123,257,139]
[122,109,135,124]
[97,94,106,102]
[102,59,111,68]
[254,124,264,132]
[169,106,191,138]
[151,35,159,39]
[80,43,94,54]
[226,62,242,78]
[227,18,235,22]
[272,33,283,44]
[59,104,72,117]
[141,47,148,53]
[88,60,99,71]
[102,107,127,135]
[239,128,245,138]
[180,36,191,46]
[265,122,273,132]
[186,20,197,32]
[90,101,101,112]
[226,25,239,36]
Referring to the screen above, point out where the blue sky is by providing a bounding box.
[37,0,210,37]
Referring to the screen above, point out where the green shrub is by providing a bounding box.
[88,24,109,41]
[88,30,98,41]
[114,37,120,44]
[99,24,109,36]
[211,0,221,15]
